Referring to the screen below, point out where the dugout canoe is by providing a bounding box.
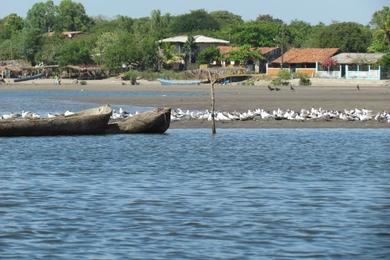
[107,107,171,134]
[0,105,113,137]
[158,78,202,86]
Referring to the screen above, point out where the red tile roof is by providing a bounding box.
[271,48,340,64]
[218,46,279,55]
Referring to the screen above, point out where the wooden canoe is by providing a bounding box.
[107,107,171,134]
[158,79,202,85]
[0,105,113,137]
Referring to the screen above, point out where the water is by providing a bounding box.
[0,129,389,259]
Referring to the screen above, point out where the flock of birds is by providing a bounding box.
[1,107,389,124]
[171,108,390,123]
[0,108,135,121]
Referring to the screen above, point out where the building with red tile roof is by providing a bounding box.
[268,48,340,77]
[271,48,339,64]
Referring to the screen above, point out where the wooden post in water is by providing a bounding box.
[209,71,216,134]
[211,81,216,134]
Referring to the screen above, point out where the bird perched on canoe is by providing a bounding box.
[268,85,275,91]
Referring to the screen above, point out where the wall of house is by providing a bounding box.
[345,65,381,80]
[295,68,316,77]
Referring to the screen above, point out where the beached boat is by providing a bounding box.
[0,106,113,137]
[107,108,171,134]
[158,78,202,86]
[13,72,45,82]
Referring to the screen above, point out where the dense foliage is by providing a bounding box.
[0,0,389,72]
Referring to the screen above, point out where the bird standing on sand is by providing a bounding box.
[268,85,275,91]
[356,84,360,91]
[275,87,281,91]
[290,85,295,91]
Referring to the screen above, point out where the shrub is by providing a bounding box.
[278,69,292,81]
[79,80,87,85]
[197,47,221,65]
[297,73,311,86]
[271,78,283,86]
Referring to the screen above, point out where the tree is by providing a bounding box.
[93,32,119,65]
[150,10,172,39]
[25,0,57,33]
[256,14,283,24]
[35,33,64,65]
[20,29,43,65]
[210,11,243,28]
[288,20,312,47]
[321,58,339,73]
[226,45,263,65]
[56,0,92,32]
[378,53,390,77]
[58,38,93,66]
[170,9,220,34]
[309,22,372,52]
[0,14,24,39]
[230,21,282,47]
[369,6,390,51]
[197,47,221,64]
[182,35,197,69]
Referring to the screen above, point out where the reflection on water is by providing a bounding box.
[0,129,389,259]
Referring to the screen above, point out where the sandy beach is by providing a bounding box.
[1,78,390,128]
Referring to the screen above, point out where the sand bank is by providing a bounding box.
[2,78,389,128]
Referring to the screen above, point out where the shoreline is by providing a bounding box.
[1,78,389,129]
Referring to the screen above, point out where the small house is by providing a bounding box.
[331,53,385,80]
[268,48,340,77]
[218,46,281,73]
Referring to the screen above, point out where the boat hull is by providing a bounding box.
[107,108,171,134]
[0,106,112,137]
[158,79,201,85]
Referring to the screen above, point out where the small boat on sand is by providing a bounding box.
[107,108,171,134]
[158,78,202,86]
[13,72,45,82]
[0,106,113,137]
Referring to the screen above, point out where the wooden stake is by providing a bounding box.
[211,80,216,135]
[209,71,216,134]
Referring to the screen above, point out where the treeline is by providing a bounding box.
[0,0,389,72]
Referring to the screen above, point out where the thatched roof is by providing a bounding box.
[332,53,385,64]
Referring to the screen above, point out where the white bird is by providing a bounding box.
[64,111,74,117]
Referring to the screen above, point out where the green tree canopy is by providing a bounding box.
[369,6,390,52]
[309,22,372,52]
[230,21,282,47]
[226,45,263,65]
[25,0,57,33]
[256,14,283,24]
[197,47,221,64]
[209,11,243,28]
[56,0,92,32]
[0,13,24,39]
[58,37,93,66]
[287,20,312,47]
[170,9,220,34]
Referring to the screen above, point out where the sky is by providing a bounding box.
[1,0,389,25]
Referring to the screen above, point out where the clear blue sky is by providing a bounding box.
[1,0,389,25]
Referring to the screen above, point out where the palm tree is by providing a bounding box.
[183,35,197,70]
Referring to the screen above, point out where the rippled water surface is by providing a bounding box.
[0,129,389,259]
